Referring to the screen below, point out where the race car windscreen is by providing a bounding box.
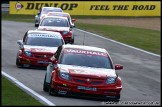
[48,13,71,25]
[40,18,69,27]
[25,33,63,47]
[60,49,113,69]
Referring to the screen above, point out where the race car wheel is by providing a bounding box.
[16,58,23,68]
[71,38,74,44]
[35,23,38,27]
[71,35,74,44]
[43,73,49,92]
[49,77,58,96]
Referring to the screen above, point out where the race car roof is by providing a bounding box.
[27,30,63,39]
[62,44,108,53]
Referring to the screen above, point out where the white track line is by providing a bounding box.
[2,71,55,106]
[75,28,160,57]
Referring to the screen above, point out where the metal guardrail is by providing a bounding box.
[1,4,9,14]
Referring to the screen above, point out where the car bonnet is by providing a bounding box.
[24,45,58,54]
[58,64,116,79]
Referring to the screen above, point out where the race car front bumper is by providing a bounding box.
[50,77,122,98]
[18,56,49,67]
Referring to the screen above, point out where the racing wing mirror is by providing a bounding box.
[37,12,40,16]
[114,64,123,70]
[49,56,58,70]
[49,56,58,65]
[72,19,76,23]
[17,40,23,49]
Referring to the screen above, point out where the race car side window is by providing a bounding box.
[54,45,62,60]
[23,31,28,43]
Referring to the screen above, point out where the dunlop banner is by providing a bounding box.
[10,1,160,16]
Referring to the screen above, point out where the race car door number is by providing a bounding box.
[77,86,97,91]
[37,60,49,64]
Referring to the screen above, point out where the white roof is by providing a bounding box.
[63,44,107,53]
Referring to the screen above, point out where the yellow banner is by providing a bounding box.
[10,1,160,16]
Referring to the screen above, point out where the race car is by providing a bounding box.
[38,16,74,44]
[16,30,65,68]
[35,7,63,27]
[43,44,123,100]
[46,12,76,28]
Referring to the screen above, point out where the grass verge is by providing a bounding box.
[2,14,160,55]
[1,76,44,106]
[75,23,160,55]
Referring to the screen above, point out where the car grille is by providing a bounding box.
[33,53,53,59]
[72,77,104,85]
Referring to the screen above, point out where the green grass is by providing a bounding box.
[1,76,44,106]
[2,14,35,22]
[2,14,160,55]
[75,23,160,54]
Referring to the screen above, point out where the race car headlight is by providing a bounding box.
[62,31,69,35]
[24,51,32,57]
[59,71,71,80]
[106,76,116,84]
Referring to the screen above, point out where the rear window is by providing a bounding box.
[25,33,63,47]
[40,18,69,27]
[59,49,113,69]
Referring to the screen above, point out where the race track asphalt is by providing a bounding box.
[2,21,161,106]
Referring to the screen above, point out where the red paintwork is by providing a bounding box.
[48,45,123,98]
[50,67,122,97]
[40,29,73,43]
[18,48,54,67]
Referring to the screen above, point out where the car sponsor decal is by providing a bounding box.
[29,34,60,38]
[64,49,107,57]
[10,1,160,16]
[68,69,88,74]
[31,48,52,52]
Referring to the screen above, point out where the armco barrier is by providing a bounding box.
[1,4,9,14]
[9,1,160,16]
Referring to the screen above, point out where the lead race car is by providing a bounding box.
[35,7,63,27]
[43,44,123,100]
[16,30,65,68]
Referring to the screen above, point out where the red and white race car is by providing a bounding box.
[37,16,74,44]
[43,44,123,100]
[16,30,65,68]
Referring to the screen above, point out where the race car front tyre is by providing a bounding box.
[49,78,58,96]
[43,73,49,92]
[35,24,39,27]
[16,58,23,68]
[71,38,74,44]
